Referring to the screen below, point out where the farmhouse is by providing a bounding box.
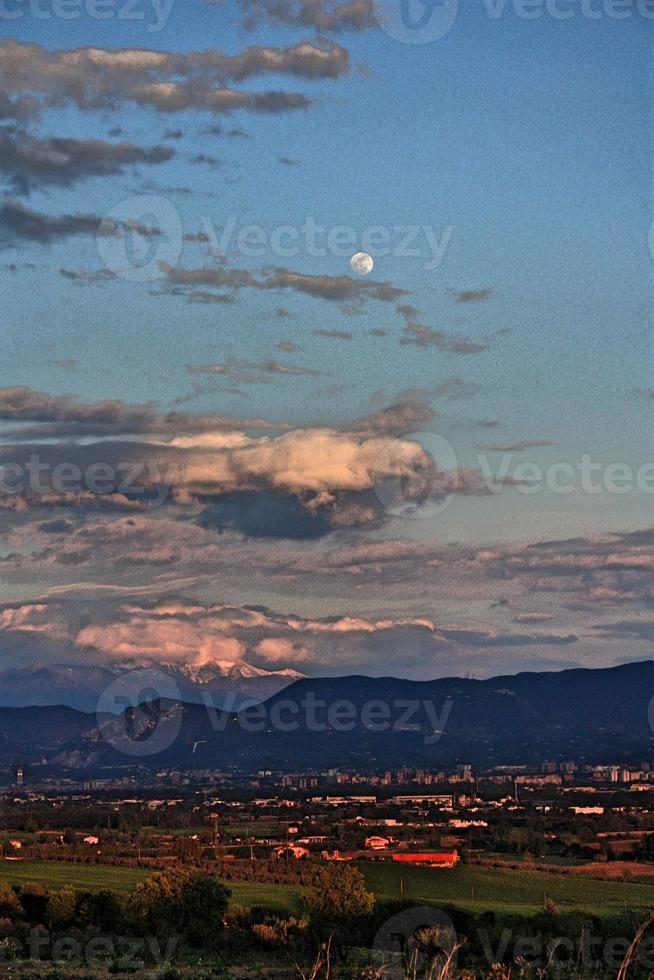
[392,851,458,868]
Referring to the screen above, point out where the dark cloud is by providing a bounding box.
[0,198,101,245]
[190,153,222,168]
[0,90,39,122]
[314,328,352,339]
[161,262,408,306]
[400,322,489,353]
[453,288,494,303]
[278,156,299,165]
[0,128,173,194]
[184,290,236,305]
[473,440,555,452]
[396,304,488,353]
[0,199,162,248]
[187,358,321,380]
[197,491,332,539]
[263,268,406,304]
[228,0,376,33]
[0,385,284,438]
[59,268,117,285]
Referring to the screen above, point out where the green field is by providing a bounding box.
[360,862,654,917]
[2,859,653,919]
[1,860,148,893]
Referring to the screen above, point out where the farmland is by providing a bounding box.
[3,858,653,919]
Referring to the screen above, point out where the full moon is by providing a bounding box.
[350,251,374,276]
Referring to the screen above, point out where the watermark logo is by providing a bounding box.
[97,668,183,757]
[373,431,459,519]
[375,0,460,43]
[97,195,183,282]
[372,906,459,978]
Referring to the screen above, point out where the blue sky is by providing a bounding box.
[0,1,653,678]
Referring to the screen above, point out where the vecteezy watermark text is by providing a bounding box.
[205,692,454,746]
[201,216,454,271]
[97,672,455,757]
[0,455,179,507]
[375,0,654,45]
[0,0,175,30]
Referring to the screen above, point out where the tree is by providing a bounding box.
[304,864,374,926]
[48,886,78,929]
[131,870,230,947]
[0,881,22,921]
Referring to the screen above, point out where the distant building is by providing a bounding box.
[273,844,308,860]
[392,851,458,868]
[365,835,391,850]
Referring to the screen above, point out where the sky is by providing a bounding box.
[0,0,653,681]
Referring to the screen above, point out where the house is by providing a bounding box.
[273,845,309,860]
[392,851,458,868]
[365,835,391,850]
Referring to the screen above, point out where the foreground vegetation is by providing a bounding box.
[5,856,654,919]
[0,860,653,976]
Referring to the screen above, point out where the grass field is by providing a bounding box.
[1,860,148,893]
[2,858,653,919]
[359,861,654,917]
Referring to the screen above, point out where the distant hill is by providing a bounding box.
[2,660,654,773]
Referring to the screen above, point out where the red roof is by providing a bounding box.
[392,851,458,864]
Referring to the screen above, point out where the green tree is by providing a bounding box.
[0,881,22,921]
[132,870,230,947]
[48,886,78,929]
[304,864,374,926]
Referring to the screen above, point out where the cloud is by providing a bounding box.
[0,90,39,122]
[0,198,103,245]
[0,39,348,117]
[186,358,322,381]
[0,198,161,247]
[396,304,489,353]
[0,385,285,437]
[228,0,377,33]
[60,268,117,285]
[161,262,408,306]
[0,128,173,194]
[0,594,581,677]
[0,386,493,537]
[314,328,352,339]
[263,268,407,303]
[453,288,493,303]
[400,322,488,353]
[473,440,555,452]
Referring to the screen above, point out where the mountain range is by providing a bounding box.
[1,659,654,774]
[0,661,305,713]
